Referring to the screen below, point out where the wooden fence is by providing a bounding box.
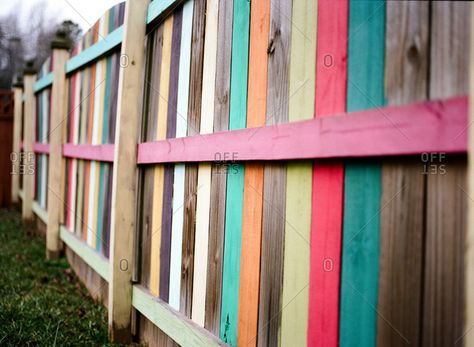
[11,1,474,346]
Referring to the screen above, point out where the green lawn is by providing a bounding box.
[0,208,122,346]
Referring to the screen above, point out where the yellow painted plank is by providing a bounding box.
[281,0,317,345]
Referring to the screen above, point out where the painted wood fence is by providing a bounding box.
[12,1,474,346]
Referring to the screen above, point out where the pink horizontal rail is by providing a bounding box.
[33,142,50,154]
[62,144,115,162]
[137,96,468,164]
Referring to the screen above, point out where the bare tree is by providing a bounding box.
[0,1,82,88]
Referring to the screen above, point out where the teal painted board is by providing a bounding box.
[65,26,123,74]
[340,1,385,347]
[147,0,182,24]
[220,0,250,345]
[33,72,53,93]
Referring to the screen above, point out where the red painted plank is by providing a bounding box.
[308,1,347,346]
[137,96,467,164]
[33,142,50,154]
[62,143,115,162]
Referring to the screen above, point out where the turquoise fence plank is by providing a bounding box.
[220,0,250,345]
[33,73,53,93]
[340,1,386,347]
[66,26,123,74]
[147,0,182,24]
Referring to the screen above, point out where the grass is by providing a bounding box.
[0,208,123,346]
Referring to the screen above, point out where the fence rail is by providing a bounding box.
[11,1,474,346]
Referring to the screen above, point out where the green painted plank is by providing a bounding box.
[59,225,109,281]
[65,26,123,74]
[132,285,226,347]
[220,0,250,345]
[340,1,385,347]
[33,73,53,93]
[147,0,184,24]
[32,200,48,224]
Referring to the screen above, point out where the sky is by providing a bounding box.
[0,0,124,31]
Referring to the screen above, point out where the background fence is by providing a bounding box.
[12,1,474,346]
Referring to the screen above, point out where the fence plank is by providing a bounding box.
[192,0,219,327]
[340,1,385,346]
[424,2,470,346]
[281,0,316,346]
[169,0,194,312]
[377,2,429,346]
[308,5,347,346]
[467,4,474,346]
[220,0,250,345]
[206,0,233,335]
[108,0,148,342]
[237,0,268,344]
[181,0,206,318]
[257,1,292,346]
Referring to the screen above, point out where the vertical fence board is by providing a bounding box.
[377,2,429,346]
[206,0,233,335]
[423,2,470,346]
[340,1,385,346]
[192,0,219,327]
[466,4,474,346]
[308,1,346,346]
[237,0,268,344]
[220,0,250,345]
[280,0,316,346]
[181,0,206,318]
[169,0,194,312]
[257,1,292,346]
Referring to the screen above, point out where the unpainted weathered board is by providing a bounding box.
[423,2,470,346]
[181,0,206,318]
[377,2,429,346]
[206,0,233,336]
[257,1,291,346]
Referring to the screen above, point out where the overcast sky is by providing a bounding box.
[0,0,124,30]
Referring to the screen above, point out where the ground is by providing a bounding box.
[0,208,122,346]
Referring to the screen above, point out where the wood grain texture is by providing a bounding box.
[220,0,250,345]
[308,2,345,347]
[107,0,149,341]
[423,3,470,346]
[466,5,474,346]
[237,0,268,344]
[257,1,291,346]
[22,73,35,220]
[181,0,206,318]
[340,2,385,346]
[169,0,194,312]
[192,0,219,327]
[160,6,183,304]
[206,0,233,335]
[137,96,468,164]
[280,0,316,346]
[377,2,429,346]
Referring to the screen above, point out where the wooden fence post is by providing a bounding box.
[22,62,36,221]
[12,78,23,204]
[108,0,148,342]
[46,31,70,259]
[466,3,474,346]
